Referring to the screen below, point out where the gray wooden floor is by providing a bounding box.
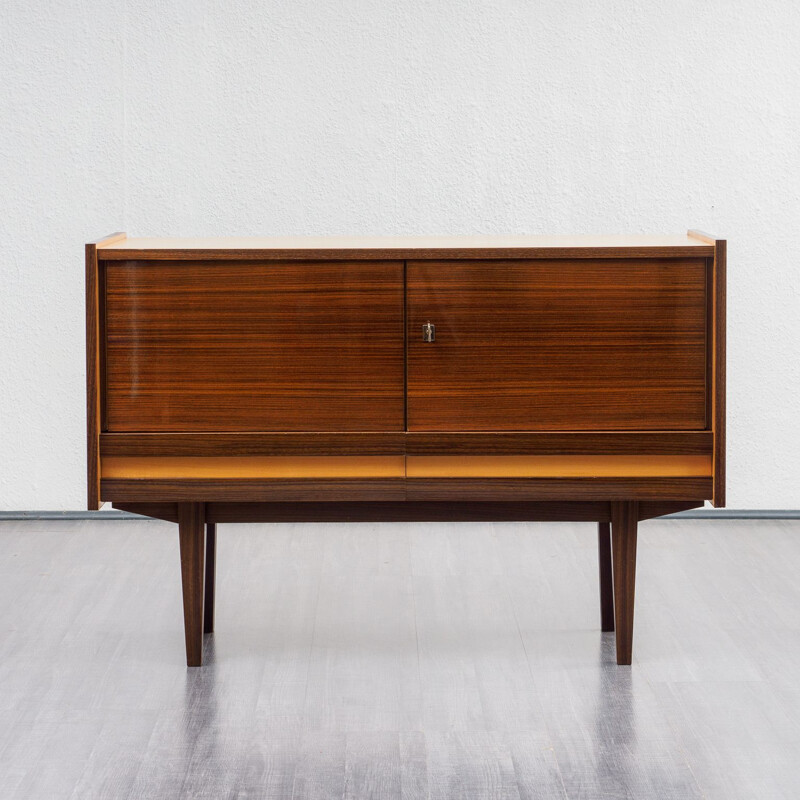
[1,517,799,799]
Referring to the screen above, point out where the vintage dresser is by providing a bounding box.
[86,232,726,666]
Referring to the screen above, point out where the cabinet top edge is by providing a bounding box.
[96,234,715,259]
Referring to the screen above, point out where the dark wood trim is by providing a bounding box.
[98,258,108,434]
[112,498,704,524]
[98,246,714,262]
[611,501,638,665]
[688,230,726,507]
[598,522,614,632]
[178,502,206,667]
[101,478,406,503]
[403,259,409,431]
[100,431,713,457]
[85,242,100,510]
[705,255,713,430]
[405,477,711,502]
[100,431,714,456]
[203,501,615,523]
[103,477,710,504]
[86,232,125,509]
[405,432,713,455]
[713,239,726,507]
[100,432,407,456]
[204,523,216,634]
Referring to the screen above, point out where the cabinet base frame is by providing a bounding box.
[121,499,701,667]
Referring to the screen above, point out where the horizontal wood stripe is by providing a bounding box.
[404,432,713,455]
[99,431,712,457]
[102,455,405,479]
[405,478,712,502]
[101,477,709,504]
[100,479,406,502]
[406,455,712,478]
[102,454,710,481]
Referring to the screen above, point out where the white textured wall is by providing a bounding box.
[1,1,798,510]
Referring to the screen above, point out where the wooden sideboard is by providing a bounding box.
[86,232,726,666]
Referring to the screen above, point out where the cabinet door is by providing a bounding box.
[105,260,405,431]
[407,259,707,431]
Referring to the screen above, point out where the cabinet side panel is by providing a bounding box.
[713,240,727,506]
[85,243,101,508]
[105,260,406,432]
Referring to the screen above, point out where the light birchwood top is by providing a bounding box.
[96,233,716,260]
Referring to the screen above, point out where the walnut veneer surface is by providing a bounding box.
[407,258,707,431]
[104,260,405,432]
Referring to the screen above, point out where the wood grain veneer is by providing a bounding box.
[611,501,639,665]
[99,454,710,504]
[713,239,727,507]
[99,431,712,457]
[103,477,710,504]
[100,432,407,456]
[688,229,726,506]
[404,431,713,455]
[404,478,711,502]
[178,502,206,667]
[203,522,216,635]
[86,232,125,509]
[598,522,614,632]
[101,479,406,503]
[104,260,405,432]
[85,243,100,509]
[407,258,708,431]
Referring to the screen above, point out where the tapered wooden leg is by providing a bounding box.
[611,501,638,665]
[178,503,206,667]
[203,523,216,634]
[598,521,615,632]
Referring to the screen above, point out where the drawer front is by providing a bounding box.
[407,258,708,431]
[105,260,405,431]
